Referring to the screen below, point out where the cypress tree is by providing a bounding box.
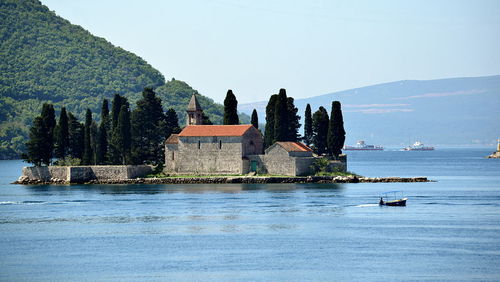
[40,103,56,162]
[223,89,239,125]
[82,109,93,165]
[327,101,346,157]
[110,104,131,165]
[251,109,259,129]
[131,88,166,165]
[111,94,123,129]
[264,94,278,148]
[54,107,69,159]
[22,117,48,166]
[108,95,129,164]
[96,99,109,164]
[274,88,288,142]
[312,106,329,155]
[286,97,301,141]
[41,103,56,138]
[90,121,98,165]
[304,104,313,146]
[164,108,181,138]
[67,112,84,160]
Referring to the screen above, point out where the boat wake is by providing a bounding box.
[353,204,379,207]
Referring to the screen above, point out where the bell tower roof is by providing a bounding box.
[187,93,202,111]
[186,93,203,126]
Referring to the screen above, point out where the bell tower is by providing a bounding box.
[186,93,203,126]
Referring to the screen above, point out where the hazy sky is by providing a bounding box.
[42,0,500,103]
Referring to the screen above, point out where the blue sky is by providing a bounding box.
[42,0,500,103]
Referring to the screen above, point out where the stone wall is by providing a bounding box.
[22,166,69,182]
[171,136,245,174]
[247,154,347,176]
[164,143,178,171]
[20,165,152,183]
[295,157,317,176]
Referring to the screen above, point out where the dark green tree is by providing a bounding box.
[110,104,131,164]
[111,94,127,129]
[67,112,84,159]
[82,109,93,165]
[223,89,239,125]
[54,107,69,159]
[202,112,213,125]
[90,121,98,165]
[22,117,50,166]
[304,104,313,146]
[274,89,289,142]
[286,97,301,141]
[164,108,181,138]
[312,106,329,155]
[264,94,278,148]
[131,88,166,165]
[96,99,109,164]
[40,103,56,161]
[41,103,56,138]
[251,109,259,129]
[327,101,346,157]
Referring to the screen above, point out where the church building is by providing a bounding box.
[164,94,344,176]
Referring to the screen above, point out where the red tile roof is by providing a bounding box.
[178,125,255,137]
[275,141,312,152]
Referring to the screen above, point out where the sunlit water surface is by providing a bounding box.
[1,148,499,281]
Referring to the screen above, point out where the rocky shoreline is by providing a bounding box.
[14,175,432,185]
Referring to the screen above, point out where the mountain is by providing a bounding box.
[0,0,247,159]
[240,75,500,147]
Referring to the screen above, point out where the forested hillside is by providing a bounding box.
[0,0,246,159]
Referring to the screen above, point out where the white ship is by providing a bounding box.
[403,141,434,151]
[344,140,384,151]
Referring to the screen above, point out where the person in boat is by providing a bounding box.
[379,197,384,205]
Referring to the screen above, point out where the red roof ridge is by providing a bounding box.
[275,141,312,152]
[178,124,255,137]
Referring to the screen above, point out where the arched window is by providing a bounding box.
[219,140,222,149]
[198,140,201,149]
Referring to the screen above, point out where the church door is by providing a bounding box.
[250,161,257,172]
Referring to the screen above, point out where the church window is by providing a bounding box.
[198,140,201,149]
[219,140,222,149]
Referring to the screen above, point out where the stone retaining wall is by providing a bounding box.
[19,165,152,184]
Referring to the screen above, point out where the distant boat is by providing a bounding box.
[379,191,407,206]
[403,141,434,151]
[344,140,384,151]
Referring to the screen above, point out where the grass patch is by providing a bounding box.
[315,171,362,177]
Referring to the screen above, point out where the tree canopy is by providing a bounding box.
[223,90,239,125]
[0,0,249,159]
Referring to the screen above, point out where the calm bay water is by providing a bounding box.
[1,148,499,281]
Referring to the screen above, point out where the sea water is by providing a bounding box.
[1,148,499,281]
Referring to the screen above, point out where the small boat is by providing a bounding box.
[344,140,384,151]
[403,141,434,151]
[379,191,407,206]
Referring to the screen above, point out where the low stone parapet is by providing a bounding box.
[15,165,152,184]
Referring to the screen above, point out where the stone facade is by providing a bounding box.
[247,142,342,176]
[20,165,152,183]
[163,98,347,176]
[164,125,263,175]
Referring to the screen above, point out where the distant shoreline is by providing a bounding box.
[14,175,432,185]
